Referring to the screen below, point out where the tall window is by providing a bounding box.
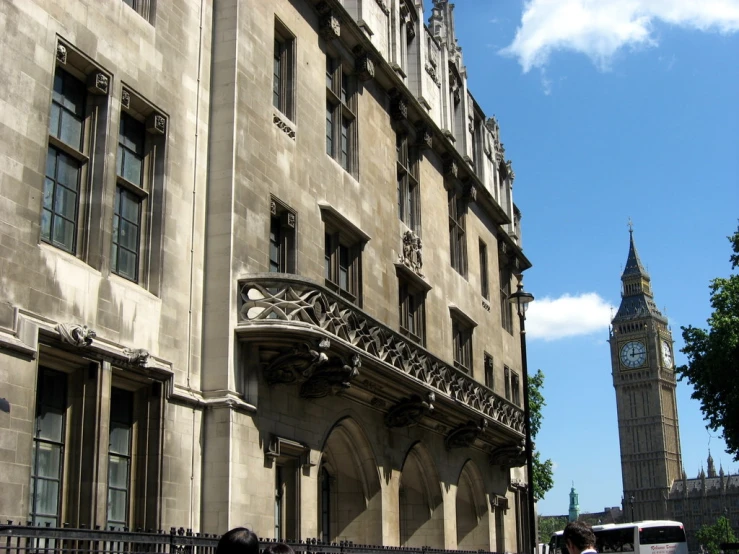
[499,259,513,333]
[274,459,299,540]
[397,133,420,234]
[511,371,521,406]
[452,318,473,373]
[399,280,425,344]
[326,54,356,173]
[325,232,360,303]
[43,68,87,253]
[273,21,295,119]
[29,368,67,527]
[484,354,494,390]
[504,366,511,401]
[479,241,489,300]
[113,113,145,281]
[107,388,133,529]
[448,188,467,276]
[112,89,167,290]
[269,200,296,273]
[122,0,152,22]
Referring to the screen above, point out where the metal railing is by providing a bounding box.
[0,524,500,554]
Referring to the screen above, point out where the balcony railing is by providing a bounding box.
[0,524,503,554]
[237,275,525,440]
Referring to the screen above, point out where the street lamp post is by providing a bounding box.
[630,495,635,522]
[510,284,536,554]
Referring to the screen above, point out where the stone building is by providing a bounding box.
[0,0,534,551]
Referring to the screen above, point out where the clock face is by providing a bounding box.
[620,340,647,368]
[662,340,673,368]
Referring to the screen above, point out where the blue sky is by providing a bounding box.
[431,1,739,516]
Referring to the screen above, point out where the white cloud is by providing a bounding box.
[500,0,739,72]
[526,292,615,341]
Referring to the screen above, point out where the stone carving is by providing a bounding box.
[374,0,390,16]
[406,20,416,41]
[56,323,96,347]
[354,50,375,82]
[390,91,408,121]
[445,418,488,450]
[489,440,526,467]
[444,158,458,179]
[121,89,131,109]
[399,230,423,276]
[385,392,435,428]
[123,348,150,366]
[463,182,477,204]
[287,213,296,228]
[273,112,296,139]
[146,113,166,135]
[316,3,340,41]
[264,339,330,386]
[505,159,515,183]
[263,338,360,399]
[87,72,109,95]
[415,125,433,150]
[239,279,526,435]
[56,44,67,64]
[425,63,441,87]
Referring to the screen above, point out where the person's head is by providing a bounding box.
[563,521,596,554]
[216,528,259,554]
[262,543,294,554]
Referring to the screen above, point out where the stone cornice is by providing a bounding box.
[237,275,525,440]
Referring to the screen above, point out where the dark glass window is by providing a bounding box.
[484,354,494,389]
[480,241,489,300]
[112,186,142,281]
[29,368,67,527]
[107,388,133,529]
[452,319,472,373]
[326,54,356,173]
[325,231,360,303]
[511,371,521,406]
[399,281,425,344]
[504,366,511,401]
[269,201,296,273]
[273,24,295,118]
[42,148,80,252]
[639,526,686,545]
[448,188,467,276]
[500,260,513,333]
[117,113,145,187]
[49,69,86,149]
[397,133,420,234]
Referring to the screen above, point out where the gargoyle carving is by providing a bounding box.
[123,348,150,366]
[300,352,361,398]
[385,392,435,428]
[56,323,96,347]
[263,339,330,386]
[489,440,526,468]
[445,418,488,450]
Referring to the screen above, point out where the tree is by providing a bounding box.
[695,516,737,554]
[677,226,739,460]
[539,515,567,544]
[529,369,554,502]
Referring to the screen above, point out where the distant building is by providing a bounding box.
[569,484,580,522]
[609,230,739,552]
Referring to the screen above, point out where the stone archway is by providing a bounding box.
[319,418,382,544]
[399,443,444,548]
[456,460,490,550]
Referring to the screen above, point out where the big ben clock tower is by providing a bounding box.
[609,226,683,521]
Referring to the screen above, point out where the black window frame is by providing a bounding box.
[325,52,357,174]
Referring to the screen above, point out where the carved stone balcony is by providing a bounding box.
[237,275,525,464]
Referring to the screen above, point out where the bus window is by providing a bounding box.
[639,526,686,545]
[597,528,635,553]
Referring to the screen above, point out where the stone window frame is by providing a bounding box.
[273,18,296,122]
[398,277,427,346]
[447,182,468,277]
[504,365,511,401]
[122,0,156,25]
[450,305,477,375]
[499,244,514,335]
[484,353,494,391]
[28,348,164,530]
[325,48,358,176]
[269,197,297,274]
[113,86,167,293]
[42,41,110,258]
[396,131,421,236]
[479,239,490,301]
[319,202,370,306]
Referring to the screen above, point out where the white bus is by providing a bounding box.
[549,520,688,554]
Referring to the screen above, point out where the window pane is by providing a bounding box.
[49,103,61,137]
[59,111,83,149]
[35,443,62,478]
[120,190,141,223]
[118,218,139,251]
[326,104,333,156]
[341,118,349,170]
[54,185,77,221]
[273,39,282,109]
[52,217,75,251]
[33,478,60,516]
[269,217,281,272]
[122,150,144,186]
[324,234,332,280]
[42,178,54,210]
[117,249,137,280]
[108,454,130,487]
[56,153,79,190]
[109,424,131,456]
[107,487,128,524]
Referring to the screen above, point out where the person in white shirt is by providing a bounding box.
[563,521,597,554]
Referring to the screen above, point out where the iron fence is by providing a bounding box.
[0,524,498,554]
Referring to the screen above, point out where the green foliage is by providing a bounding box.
[695,516,737,554]
[539,515,567,543]
[529,369,554,501]
[677,226,739,460]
